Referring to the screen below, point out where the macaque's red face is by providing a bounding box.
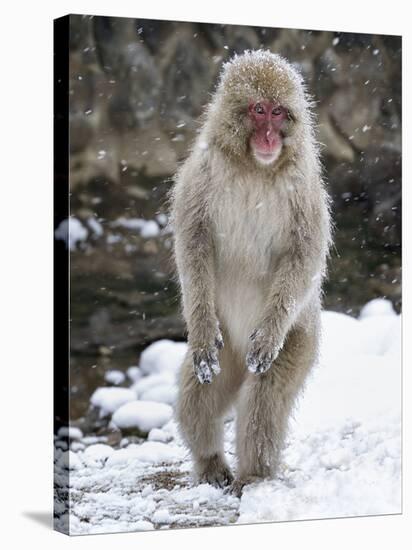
[248,100,288,165]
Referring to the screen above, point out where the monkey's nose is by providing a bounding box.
[265,131,277,146]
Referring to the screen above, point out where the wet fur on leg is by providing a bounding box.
[196,453,234,488]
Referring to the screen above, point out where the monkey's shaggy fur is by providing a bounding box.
[170,50,332,496]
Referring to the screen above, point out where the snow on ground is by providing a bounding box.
[54,300,401,535]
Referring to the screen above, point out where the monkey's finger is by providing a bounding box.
[255,359,272,374]
[246,350,261,373]
[195,369,212,384]
[194,361,213,384]
[215,334,224,350]
[249,329,259,342]
[206,349,221,376]
[247,350,273,374]
[210,361,221,375]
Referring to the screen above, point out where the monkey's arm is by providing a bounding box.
[247,189,331,374]
[172,164,223,384]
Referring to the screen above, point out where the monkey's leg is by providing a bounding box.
[234,320,319,496]
[176,340,244,488]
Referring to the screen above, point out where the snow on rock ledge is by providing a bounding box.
[111,400,173,433]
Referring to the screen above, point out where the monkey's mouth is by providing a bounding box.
[252,145,282,165]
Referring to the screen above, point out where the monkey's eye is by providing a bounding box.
[254,103,265,114]
[272,107,283,116]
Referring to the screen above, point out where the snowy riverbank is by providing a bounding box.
[54,299,401,535]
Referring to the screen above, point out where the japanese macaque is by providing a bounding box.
[170,50,331,496]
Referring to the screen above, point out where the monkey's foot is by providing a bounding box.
[226,479,246,498]
[196,454,234,488]
[226,476,260,498]
[215,324,224,350]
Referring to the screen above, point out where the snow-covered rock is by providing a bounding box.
[139,339,187,376]
[55,217,88,250]
[57,450,82,470]
[140,384,178,405]
[57,426,83,440]
[111,401,173,433]
[132,373,174,397]
[104,370,126,385]
[359,298,396,319]
[126,366,142,382]
[148,428,173,443]
[140,220,160,238]
[90,387,136,416]
[71,441,85,452]
[87,217,104,237]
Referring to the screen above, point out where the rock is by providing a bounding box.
[57,426,84,440]
[134,19,175,54]
[318,110,355,163]
[160,27,217,131]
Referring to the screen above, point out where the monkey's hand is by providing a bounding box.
[192,347,220,384]
[246,327,283,374]
[192,325,224,384]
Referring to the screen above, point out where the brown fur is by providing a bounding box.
[170,50,332,495]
